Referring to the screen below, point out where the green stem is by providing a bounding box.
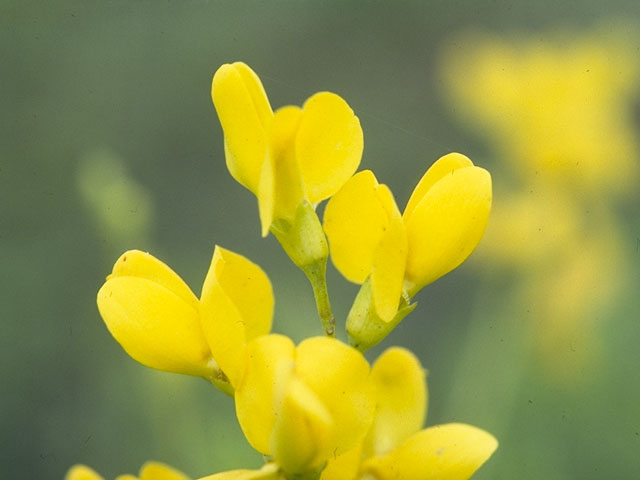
[303,260,335,337]
[269,202,335,336]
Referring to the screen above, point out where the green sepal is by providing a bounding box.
[347,276,417,352]
[271,200,328,270]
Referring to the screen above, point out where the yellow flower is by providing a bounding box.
[321,348,497,480]
[96,246,273,393]
[65,461,190,480]
[65,465,104,480]
[324,153,491,348]
[197,463,281,480]
[65,462,282,480]
[439,24,640,196]
[233,334,375,477]
[211,61,363,238]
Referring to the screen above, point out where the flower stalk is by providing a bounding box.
[270,201,335,336]
[302,259,335,337]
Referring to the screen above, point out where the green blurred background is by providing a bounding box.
[3,1,640,479]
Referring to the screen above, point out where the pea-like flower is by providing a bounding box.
[65,461,282,480]
[64,462,189,480]
[211,62,363,239]
[96,246,274,394]
[323,153,492,349]
[320,347,497,480]
[234,334,375,477]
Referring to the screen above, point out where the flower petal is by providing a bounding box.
[267,106,305,225]
[366,347,427,456]
[271,377,335,474]
[212,62,272,194]
[371,185,407,322]
[139,462,190,480]
[257,152,275,237]
[197,464,281,480]
[65,465,104,480]
[295,92,363,203]
[319,444,362,480]
[97,273,212,377]
[109,250,199,309]
[200,246,274,387]
[404,166,492,292]
[403,153,473,225]
[294,337,375,455]
[235,334,296,454]
[362,423,497,480]
[323,170,389,283]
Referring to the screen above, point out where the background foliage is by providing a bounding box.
[2,1,640,479]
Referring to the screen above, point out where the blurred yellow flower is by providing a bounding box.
[76,149,155,249]
[96,246,273,393]
[211,62,363,237]
[439,22,638,379]
[321,347,497,480]
[440,23,640,195]
[324,153,491,348]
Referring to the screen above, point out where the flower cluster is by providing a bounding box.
[67,62,496,480]
[439,22,637,377]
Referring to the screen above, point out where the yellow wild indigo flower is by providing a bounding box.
[211,61,363,240]
[233,334,375,478]
[65,462,189,480]
[70,61,500,480]
[65,461,282,480]
[96,246,273,394]
[212,61,364,335]
[321,348,497,480]
[324,153,492,350]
